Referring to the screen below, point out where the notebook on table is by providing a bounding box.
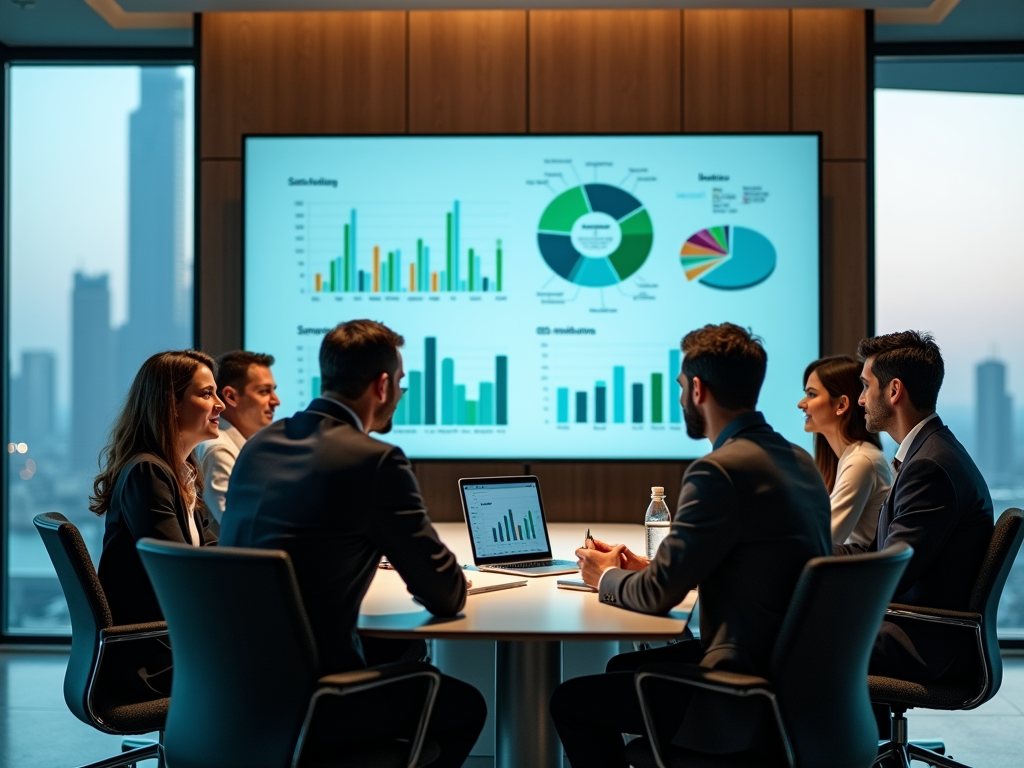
[459,476,578,577]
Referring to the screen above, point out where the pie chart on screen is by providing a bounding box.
[680,226,776,290]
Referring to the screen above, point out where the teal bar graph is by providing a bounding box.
[408,371,423,425]
[441,358,456,425]
[613,366,626,424]
[670,349,682,424]
[313,204,503,294]
[479,383,494,425]
[553,353,682,427]
[557,388,570,423]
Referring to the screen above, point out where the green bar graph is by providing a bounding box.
[652,373,664,423]
[554,355,678,426]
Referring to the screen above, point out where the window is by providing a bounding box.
[3,65,195,636]
[874,56,1024,639]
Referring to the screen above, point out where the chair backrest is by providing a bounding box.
[769,544,913,768]
[33,512,113,727]
[967,507,1024,705]
[137,538,320,768]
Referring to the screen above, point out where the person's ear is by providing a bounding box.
[375,372,390,403]
[221,386,240,408]
[836,394,849,416]
[691,376,706,405]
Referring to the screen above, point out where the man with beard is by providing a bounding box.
[553,323,831,767]
[220,320,486,768]
[839,331,992,687]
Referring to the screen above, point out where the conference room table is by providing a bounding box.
[359,522,696,768]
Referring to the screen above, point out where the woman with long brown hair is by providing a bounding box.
[91,350,223,694]
[798,355,892,546]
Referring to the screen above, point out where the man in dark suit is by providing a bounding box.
[220,320,485,768]
[552,323,832,767]
[838,331,994,684]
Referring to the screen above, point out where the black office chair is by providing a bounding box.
[135,537,442,768]
[33,512,168,768]
[871,507,1024,768]
[624,544,914,768]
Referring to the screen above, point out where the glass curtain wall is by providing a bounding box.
[874,56,1024,639]
[3,65,195,636]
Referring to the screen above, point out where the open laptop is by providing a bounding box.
[459,475,579,577]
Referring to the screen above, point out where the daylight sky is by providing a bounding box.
[7,66,194,411]
[875,88,1024,412]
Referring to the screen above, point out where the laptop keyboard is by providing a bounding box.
[502,559,575,568]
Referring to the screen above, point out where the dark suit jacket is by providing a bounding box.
[601,412,832,675]
[836,416,993,681]
[219,398,466,674]
[600,412,831,754]
[98,454,217,626]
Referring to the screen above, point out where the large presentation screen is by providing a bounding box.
[244,134,820,459]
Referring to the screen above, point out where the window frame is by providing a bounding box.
[872,36,1024,650]
[0,36,199,645]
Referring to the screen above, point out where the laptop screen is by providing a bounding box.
[462,479,552,561]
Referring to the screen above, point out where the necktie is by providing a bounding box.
[892,457,902,476]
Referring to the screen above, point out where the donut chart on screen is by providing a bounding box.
[680,226,776,290]
[537,183,654,287]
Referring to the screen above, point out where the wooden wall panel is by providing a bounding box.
[531,462,686,524]
[792,10,866,160]
[409,11,527,134]
[822,161,868,357]
[529,10,681,133]
[201,11,407,158]
[198,160,243,356]
[682,10,790,133]
[413,462,527,522]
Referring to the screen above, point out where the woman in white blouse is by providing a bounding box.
[798,355,893,546]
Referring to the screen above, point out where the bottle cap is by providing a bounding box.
[651,486,665,496]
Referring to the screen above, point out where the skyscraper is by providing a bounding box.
[10,351,57,451]
[976,359,1014,480]
[117,68,190,393]
[72,273,115,470]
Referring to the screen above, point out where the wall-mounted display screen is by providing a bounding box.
[244,134,820,459]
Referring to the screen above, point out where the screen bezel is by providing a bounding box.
[242,132,824,461]
[459,475,555,565]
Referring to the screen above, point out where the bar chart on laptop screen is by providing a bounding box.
[464,483,551,559]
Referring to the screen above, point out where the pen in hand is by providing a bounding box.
[584,528,596,549]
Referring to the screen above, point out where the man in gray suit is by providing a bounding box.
[553,323,831,766]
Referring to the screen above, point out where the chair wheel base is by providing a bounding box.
[74,743,160,768]
[875,741,970,768]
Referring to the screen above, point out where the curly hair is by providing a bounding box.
[680,323,767,410]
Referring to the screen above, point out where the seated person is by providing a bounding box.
[92,350,222,696]
[839,331,994,684]
[195,350,280,534]
[799,355,892,546]
[220,319,485,768]
[555,323,831,767]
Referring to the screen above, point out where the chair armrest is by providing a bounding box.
[293,661,441,768]
[633,664,794,768]
[99,621,169,643]
[886,604,982,628]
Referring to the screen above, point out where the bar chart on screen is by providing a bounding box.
[541,341,683,429]
[392,337,509,429]
[464,481,551,557]
[296,200,507,297]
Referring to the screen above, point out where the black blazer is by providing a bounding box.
[601,412,832,674]
[97,454,217,626]
[836,416,993,680]
[219,398,466,674]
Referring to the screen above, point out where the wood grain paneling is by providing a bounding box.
[531,462,686,524]
[792,10,867,160]
[409,11,527,134]
[198,160,243,356]
[413,462,527,522]
[822,161,868,357]
[201,11,406,158]
[682,10,790,133]
[529,10,681,133]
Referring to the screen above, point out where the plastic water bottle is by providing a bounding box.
[645,486,671,560]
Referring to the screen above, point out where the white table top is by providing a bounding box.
[358,522,694,642]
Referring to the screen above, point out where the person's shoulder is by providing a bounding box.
[115,454,176,503]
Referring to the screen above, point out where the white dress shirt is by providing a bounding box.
[830,441,893,547]
[195,418,248,528]
[894,412,940,464]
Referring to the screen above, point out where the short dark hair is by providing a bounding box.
[681,323,767,410]
[857,330,944,413]
[214,351,275,400]
[319,320,404,399]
